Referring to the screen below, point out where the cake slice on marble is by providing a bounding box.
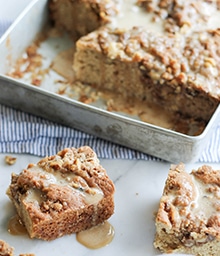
[154,163,220,256]
[7,146,115,241]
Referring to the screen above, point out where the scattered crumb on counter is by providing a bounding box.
[0,239,14,256]
[5,156,17,165]
[19,254,35,256]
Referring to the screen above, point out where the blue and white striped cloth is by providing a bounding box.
[0,2,220,162]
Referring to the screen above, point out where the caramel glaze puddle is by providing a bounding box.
[8,215,27,236]
[76,221,115,249]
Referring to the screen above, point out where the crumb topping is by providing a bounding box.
[137,0,220,33]
[9,147,114,218]
[79,26,220,99]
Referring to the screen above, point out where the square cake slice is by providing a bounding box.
[7,146,115,241]
[154,163,220,256]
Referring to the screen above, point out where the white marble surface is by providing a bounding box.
[0,153,219,256]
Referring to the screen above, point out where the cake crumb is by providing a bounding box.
[5,156,17,165]
[0,240,14,256]
[19,254,35,256]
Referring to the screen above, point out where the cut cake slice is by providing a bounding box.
[7,146,115,241]
[154,163,220,256]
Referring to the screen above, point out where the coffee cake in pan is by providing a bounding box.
[49,0,220,126]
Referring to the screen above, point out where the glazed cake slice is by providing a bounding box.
[49,0,118,40]
[73,26,220,123]
[154,163,220,256]
[7,146,115,241]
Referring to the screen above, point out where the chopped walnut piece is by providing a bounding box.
[5,156,17,165]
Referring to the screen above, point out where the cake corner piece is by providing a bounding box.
[7,146,115,241]
[154,163,220,256]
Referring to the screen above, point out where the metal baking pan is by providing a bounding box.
[0,0,219,163]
